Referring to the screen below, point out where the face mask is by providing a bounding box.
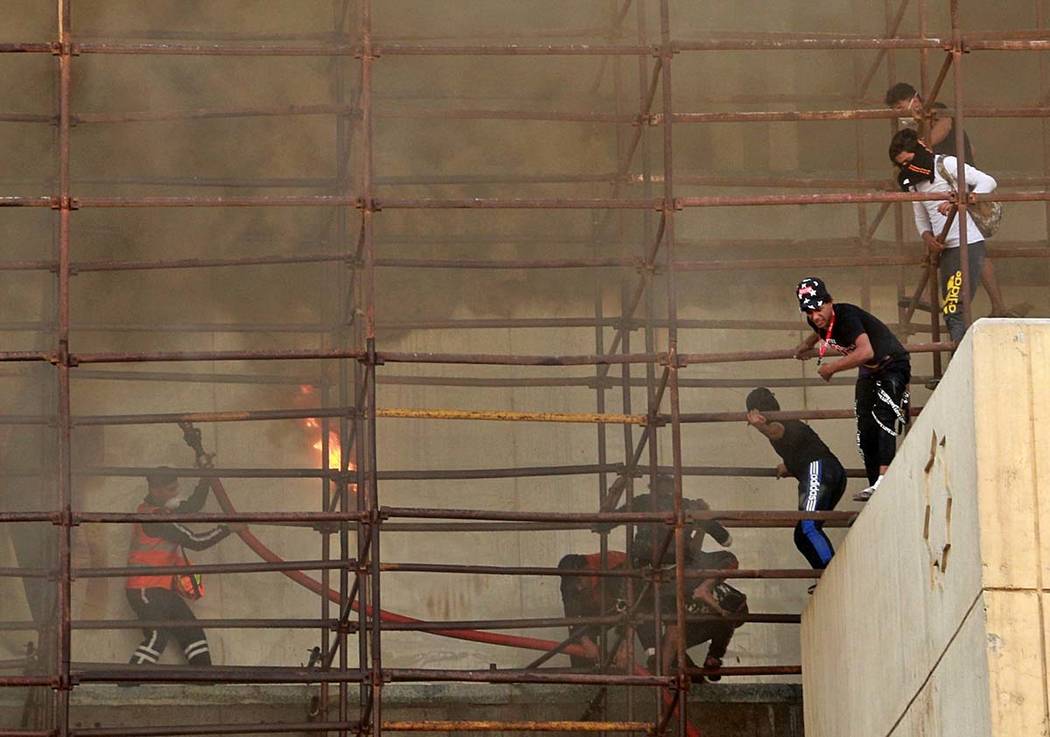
[163,496,184,510]
[897,144,936,192]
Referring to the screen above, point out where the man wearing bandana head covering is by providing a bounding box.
[889,128,998,343]
[789,278,911,502]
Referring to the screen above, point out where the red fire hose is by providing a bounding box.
[208,477,700,737]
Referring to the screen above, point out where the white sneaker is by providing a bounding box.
[852,485,877,502]
[853,475,883,502]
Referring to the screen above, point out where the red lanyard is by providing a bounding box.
[817,310,836,365]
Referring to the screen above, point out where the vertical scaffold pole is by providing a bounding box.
[54,2,74,736]
[656,2,690,735]
[949,0,972,334]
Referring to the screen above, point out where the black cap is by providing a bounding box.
[146,467,179,490]
[745,387,780,413]
[796,277,831,313]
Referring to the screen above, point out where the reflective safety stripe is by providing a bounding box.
[133,630,161,663]
[185,642,210,660]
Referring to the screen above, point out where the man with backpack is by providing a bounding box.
[885,83,1017,319]
[889,128,998,343]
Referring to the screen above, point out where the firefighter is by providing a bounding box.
[125,467,240,668]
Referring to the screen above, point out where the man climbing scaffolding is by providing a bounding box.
[745,387,847,568]
[791,277,911,502]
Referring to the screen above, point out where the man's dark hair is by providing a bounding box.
[745,387,780,413]
[146,466,179,490]
[650,473,676,494]
[885,82,917,107]
[889,128,921,164]
[557,554,587,572]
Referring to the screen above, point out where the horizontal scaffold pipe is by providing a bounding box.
[375,612,803,630]
[0,619,338,632]
[382,669,668,686]
[13,340,953,368]
[673,37,943,51]
[6,244,1042,275]
[378,518,853,532]
[669,407,921,424]
[60,462,870,482]
[75,511,365,524]
[71,666,669,687]
[73,406,357,427]
[4,192,1050,213]
[376,407,646,425]
[379,562,820,581]
[9,104,1050,129]
[72,348,367,364]
[379,721,651,733]
[70,558,358,579]
[70,463,616,481]
[0,611,800,634]
[678,341,953,365]
[7,38,995,56]
[73,667,367,685]
[382,507,854,526]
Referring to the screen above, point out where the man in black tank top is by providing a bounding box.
[792,278,911,502]
[745,388,847,569]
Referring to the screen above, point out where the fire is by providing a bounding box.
[298,384,356,473]
[314,431,343,470]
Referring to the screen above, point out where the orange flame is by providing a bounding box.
[298,385,356,473]
[314,431,343,470]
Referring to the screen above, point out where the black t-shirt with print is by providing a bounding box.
[807,303,909,375]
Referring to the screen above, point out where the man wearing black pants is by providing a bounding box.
[125,468,239,669]
[792,278,911,502]
[637,579,747,681]
[745,387,847,568]
[592,474,736,616]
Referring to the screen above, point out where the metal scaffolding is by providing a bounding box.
[1,1,1048,736]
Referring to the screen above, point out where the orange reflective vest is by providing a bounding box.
[126,501,185,591]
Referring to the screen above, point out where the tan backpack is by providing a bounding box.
[936,156,1003,238]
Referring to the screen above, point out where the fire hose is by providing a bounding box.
[178,422,700,737]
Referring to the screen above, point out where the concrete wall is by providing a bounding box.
[801,319,1050,737]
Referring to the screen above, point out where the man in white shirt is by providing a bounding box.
[889,128,997,343]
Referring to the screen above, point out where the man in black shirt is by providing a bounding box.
[792,278,910,502]
[885,82,974,162]
[745,387,846,567]
[592,474,736,616]
[885,82,1015,318]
